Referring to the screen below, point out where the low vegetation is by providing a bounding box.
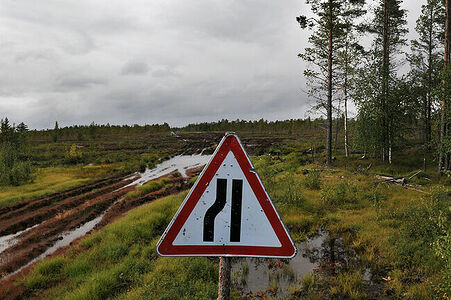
[124,178,172,200]
[4,137,448,299]
[19,192,219,300]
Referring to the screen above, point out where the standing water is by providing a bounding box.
[123,154,211,188]
[2,154,212,279]
[231,232,327,298]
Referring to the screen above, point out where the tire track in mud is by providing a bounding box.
[0,166,204,282]
[0,177,135,237]
[0,174,133,225]
[0,175,138,277]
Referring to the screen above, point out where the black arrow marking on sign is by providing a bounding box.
[230,179,243,242]
[203,178,227,242]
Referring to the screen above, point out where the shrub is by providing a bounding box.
[284,177,305,207]
[392,188,450,271]
[0,143,34,186]
[137,181,164,194]
[303,170,322,190]
[272,174,305,207]
[320,181,359,208]
[65,144,83,164]
[138,161,147,173]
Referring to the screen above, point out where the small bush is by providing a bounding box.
[137,181,164,194]
[320,181,359,208]
[391,188,450,274]
[138,161,146,173]
[303,170,322,190]
[0,144,34,186]
[65,144,83,164]
[272,174,305,207]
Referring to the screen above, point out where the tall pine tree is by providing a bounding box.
[297,0,365,165]
[408,0,445,146]
[358,0,407,163]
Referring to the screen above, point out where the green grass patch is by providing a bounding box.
[10,142,451,299]
[124,177,171,200]
[0,166,114,208]
[19,191,220,300]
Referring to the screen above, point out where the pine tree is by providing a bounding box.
[0,118,12,144]
[360,0,408,163]
[297,0,365,165]
[53,121,59,142]
[409,0,445,146]
[438,0,450,173]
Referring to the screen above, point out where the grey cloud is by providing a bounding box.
[56,75,107,90]
[0,0,424,130]
[152,68,179,78]
[15,50,57,62]
[121,61,149,75]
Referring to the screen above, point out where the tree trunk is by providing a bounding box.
[388,123,392,164]
[326,0,333,165]
[439,0,450,174]
[334,109,340,152]
[381,0,389,162]
[426,3,433,145]
[344,38,349,158]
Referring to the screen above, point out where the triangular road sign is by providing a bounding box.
[157,133,296,258]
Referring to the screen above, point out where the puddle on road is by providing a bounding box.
[42,214,104,257]
[123,154,211,188]
[3,154,212,279]
[5,214,104,279]
[0,223,41,255]
[231,230,369,298]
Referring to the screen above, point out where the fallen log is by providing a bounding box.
[375,175,406,186]
[373,174,430,194]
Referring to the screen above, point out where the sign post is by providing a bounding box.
[157,133,296,298]
[218,256,231,300]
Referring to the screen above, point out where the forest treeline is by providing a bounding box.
[0,118,33,185]
[21,118,329,142]
[1,0,450,185]
[297,0,450,174]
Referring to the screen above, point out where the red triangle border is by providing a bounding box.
[157,134,296,258]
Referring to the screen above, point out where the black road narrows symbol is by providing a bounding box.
[203,178,227,242]
[230,179,243,242]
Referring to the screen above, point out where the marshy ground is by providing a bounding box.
[0,131,449,299]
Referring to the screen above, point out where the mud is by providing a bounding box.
[0,154,210,282]
[0,132,289,298]
[0,179,137,277]
[0,174,132,236]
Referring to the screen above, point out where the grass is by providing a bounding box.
[0,165,115,208]
[124,177,172,200]
[251,145,450,298]
[18,191,219,300]
[5,138,451,299]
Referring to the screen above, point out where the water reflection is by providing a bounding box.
[231,230,368,298]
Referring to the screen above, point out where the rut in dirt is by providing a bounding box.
[0,156,207,280]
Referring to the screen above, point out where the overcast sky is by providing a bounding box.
[0,0,423,129]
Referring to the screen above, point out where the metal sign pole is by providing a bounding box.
[217,256,231,300]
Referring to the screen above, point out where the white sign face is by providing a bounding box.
[173,151,281,247]
[157,133,296,258]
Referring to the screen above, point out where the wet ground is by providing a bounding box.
[231,230,383,299]
[0,154,210,280]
